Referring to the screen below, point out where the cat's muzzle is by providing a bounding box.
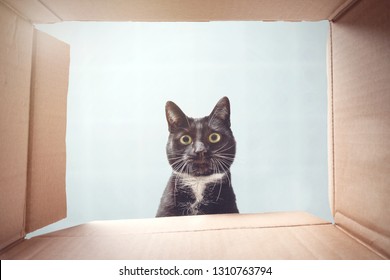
[189,157,213,176]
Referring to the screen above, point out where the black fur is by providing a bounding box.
[156,97,239,217]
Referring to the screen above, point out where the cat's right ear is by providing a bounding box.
[165,101,189,133]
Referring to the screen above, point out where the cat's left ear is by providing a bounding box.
[210,96,231,127]
[165,101,189,133]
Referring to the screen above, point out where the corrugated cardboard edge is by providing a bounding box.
[328,0,360,21]
[3,0,357,23]
[327,23,336,218]
[36,212,331,237]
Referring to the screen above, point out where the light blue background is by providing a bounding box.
[31,21,331,236]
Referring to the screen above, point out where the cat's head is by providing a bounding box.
[165,97,236,176]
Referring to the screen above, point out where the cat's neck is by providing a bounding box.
[172,171,227,204]
[172,171,226,184]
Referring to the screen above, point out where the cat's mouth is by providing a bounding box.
[190,155,211,165]
[189,158,213,176]
[192,158,208,164]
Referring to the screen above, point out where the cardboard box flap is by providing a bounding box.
[25,29,69,234]
[39,211,331,237]
[0,213,381,259]
[330,0,390,259]
[1,0,61,23]
[4,0,357,23]
[0,2,33,251]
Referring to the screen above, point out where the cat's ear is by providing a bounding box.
[165,101,189,132]
[210,96,231,127]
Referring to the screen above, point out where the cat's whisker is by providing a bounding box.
[213,157,234,168]
[177,160,188,174]
[211,158,224,202]
[173,158,191,206]
[214,151,234,157]
[213,157,231,178]
[213,141,231,153]
[168,155,185,162]
[214,145,236,155]
[171,162,186,173]
[220,159,233,172]
[214,154,235,160]
[174,177,179,206]
[184,165,190,176]
[214,152,236,157]
[170,159,184,168]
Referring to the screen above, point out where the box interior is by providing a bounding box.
[31,19,331,235]
[0,0,389,259]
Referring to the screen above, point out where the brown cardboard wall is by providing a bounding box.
[25,30,69,233]
[0,2,33,250]
[1,0,60,23]
[1,0,389,260]
[4,0,356,22]
[331,0,390,258]
[0,212,382,259]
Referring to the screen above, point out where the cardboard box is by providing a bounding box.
[0,0,389,259]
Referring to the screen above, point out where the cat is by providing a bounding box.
[156,96,239,217]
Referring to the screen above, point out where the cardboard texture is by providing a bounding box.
[0,212,382,260]
[1,0,358,22]
[0,0,69,252]
[0,0,389,259]
[0,2,33,250]
[26,30,69,233]
[330,0,390,258]
[1,0,61,23]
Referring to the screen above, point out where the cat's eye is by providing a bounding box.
[208,132,221,143]
[180,135,192,145]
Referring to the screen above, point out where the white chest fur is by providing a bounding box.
[174,172,225,203]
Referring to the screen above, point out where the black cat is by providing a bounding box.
[156,97,239,217]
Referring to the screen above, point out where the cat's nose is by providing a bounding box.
[194,141,206,154]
